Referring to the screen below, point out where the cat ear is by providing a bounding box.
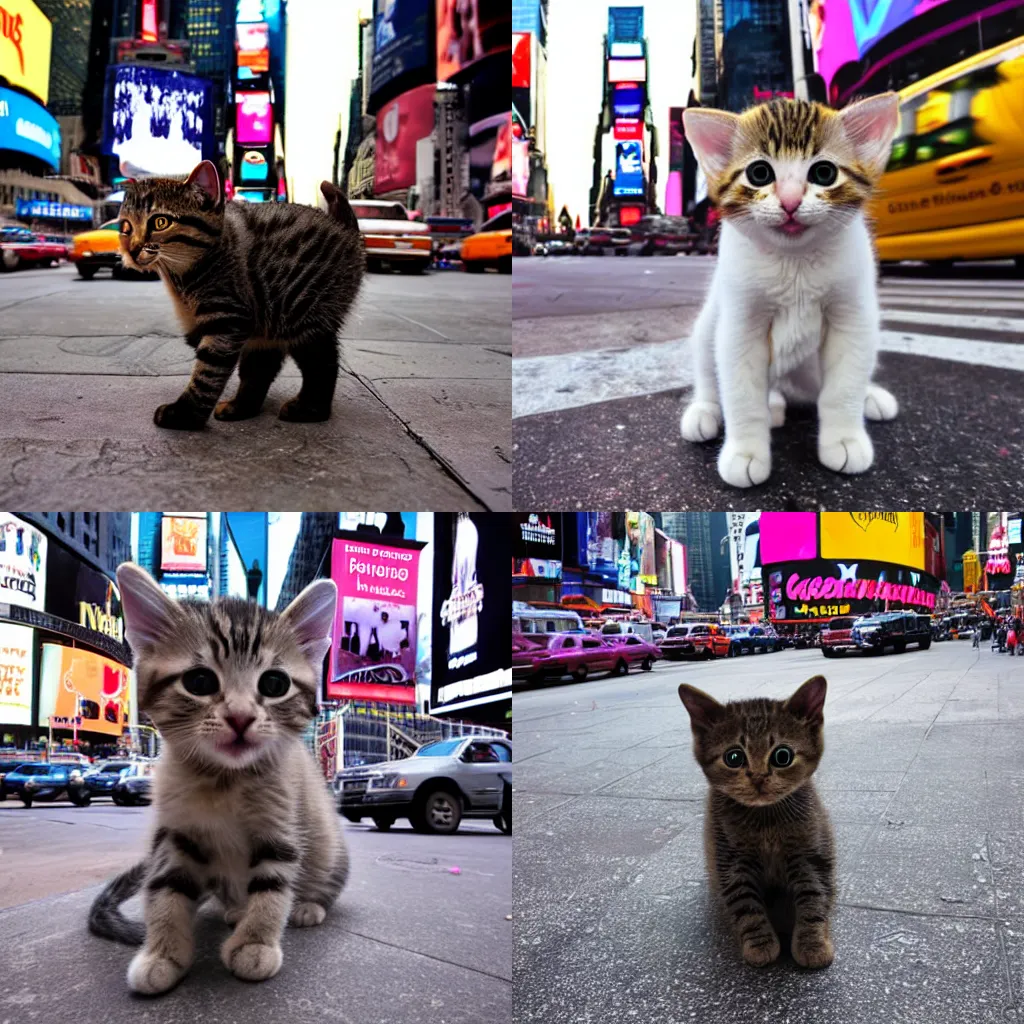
[116,563,179,651]
[785,675,828,725]
[678,684,725,731]
[186,160,222,210]
[682,108,740,179]
[280,579,338,670]
[838,92,900,177]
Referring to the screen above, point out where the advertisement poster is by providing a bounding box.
[607,58,647,82]
[0,623,33,726]
[512,32,531,88]
[161,515,208,573]
[327,533,426,705]
[614,140,644,196]
[612,85,643,118]
[374,83,436,193]
[625,511,657,586]
[0,0,52,105]
[577,512,619,584]
[431,513,510,714]
[38,643,130,735]
[240,148,269,182]
[820,512,924,570]
[370,0,430,97]
[236,22,270,71]
[236,91,272,144]
[436,0,510,81]
[512,513,561,580]
[45,542,123,643]
[512,134,529,198]
[0,512,47,611]
[0,86,61,170]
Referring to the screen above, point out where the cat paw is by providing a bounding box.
[680,400,722,442]
[718,439,772,488]
[769,390,787,429]
[289,901,327,927]
[864,384,898,422]
[278,399,331,423]
[818,427,874,475]
[222,938,283,981]
[127,950,188,995]
[740,932,781,967]
[214,399,263,421]
[154,402,208,431]
[792,932,834,969]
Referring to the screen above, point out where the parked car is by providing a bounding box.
[609,228,633,255]
[351,199,432,274]
[651,622,669,643]
[851,612,933,654]
[747,625,783,653]
[111,762,154,806]
[579,227,614,254]
[600,620,655,644]
[5,762,91,807]
[335,736,511,835]
[82,760,134,799]
[513,631,620,684]
[0,225,67,271]
[626,215,696,256]
[461,210,512,273]
[659,623,731,660]
[602,633,661,672]
[821,616,859,657]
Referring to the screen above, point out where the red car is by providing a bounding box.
[821,616,858,657]
[658,623,731,660]
[512,631,620,684]
[601,634,661,672]
[0,225,67,271]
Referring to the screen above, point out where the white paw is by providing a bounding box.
[769,390,787,429]
[718,438,772,488]
[289,902,327,927]
[222,939,283,981]
[864,384,898,422]
[680,400,722,442]
[127,950,188,995]
[819,427,874,474]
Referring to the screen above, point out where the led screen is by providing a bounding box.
[613,140,644,196]
[0,86,61,169]
[370,0,431,97]
[236,91,272,144]
[612,85,643,118]
[608,58,647,82]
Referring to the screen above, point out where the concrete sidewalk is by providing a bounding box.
[0,265,510,509]
[514,643,1024,1024]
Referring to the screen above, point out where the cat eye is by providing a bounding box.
[181,668,219,696]
[808,161,838,186]
[120,220,132,234]
[745,160,775,186]
[770,746,795,768]
[258,670,291,698]
[152,215,173,230]
[723,748,746,769]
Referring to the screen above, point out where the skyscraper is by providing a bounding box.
[35,0,93,117]
[659,512,731,612]
[185,0,234,140]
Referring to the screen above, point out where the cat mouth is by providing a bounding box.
[216,736,258,758]
[776,220,808,237]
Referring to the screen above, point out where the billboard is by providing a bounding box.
[327,532,425,705]
[0,512,46,611]
[15,198,91,221]
[437,0,511,82]
[0,623,33,726]
[370,0,431,98]
[0,0,51,106]
[820,512,925,570]
[614,118,643,141]
[160,515,208,573]
[512,514,560,578]
[236,22,270,72]
[374,83,435,193]
[0,85,60,169]
[612,85,643,118]
[512,31,530,88]
[45,542,123,644]
[236,90,272,144]
[431,513,510,714]
[613,140,644,197]
[760,511,819,564]
[38,643,130,735]
[239,148,269,182]
[512,133,529,198]
[577,512,619,584]
[625,511,657,586]
[608,5,644,44]
[104,65,213,177]
[608,58,647,83]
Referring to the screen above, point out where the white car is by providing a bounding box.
[351,199,432,274]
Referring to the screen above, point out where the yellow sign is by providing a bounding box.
[39,643,129,736]
[0,0,52,106]
[963,551,980,593]
[820,512,925,570]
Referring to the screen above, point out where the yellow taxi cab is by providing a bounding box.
[460,210,512,273]
[68,219,123,279]
[870,37,1024,269]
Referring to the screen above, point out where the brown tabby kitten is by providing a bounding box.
[678,675,836,969]
[89,564,347,994]
[119,163,364,430]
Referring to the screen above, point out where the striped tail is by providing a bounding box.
[88,861,147,946]
[320,181,359,232]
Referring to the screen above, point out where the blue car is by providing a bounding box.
[5,763,91,807]
[82,760,134,799]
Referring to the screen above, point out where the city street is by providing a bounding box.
[0,797,511,1024]
[515,640,1024,1023]
[513,255,1024,506]
[0,264,510,509]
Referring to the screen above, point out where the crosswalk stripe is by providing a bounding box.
[881,296,1024,312]
[879,310,1024,332]
[880,275,1024,290]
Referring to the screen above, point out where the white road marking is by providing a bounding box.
[879,310,1024,332]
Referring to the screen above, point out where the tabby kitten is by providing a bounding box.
[119,163,364,430]
[680,95,901,487]
[678,675,836,969]
[89,563,348,995]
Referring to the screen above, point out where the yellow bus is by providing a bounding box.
[869,36,1024,268]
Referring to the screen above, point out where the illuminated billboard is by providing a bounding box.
[239,148,269,182]
[39,643,130,735]
[104,65,213,177]
[236,91,272,144]
[612,84,643,118]
[512,31,530,88]
[608,58,647,83]
[613,118,642,140]
[0,0,52,106]
[160,515,208,573]
[236,22,269,72]
[0,85,60,169]
[374,83,436,193]
[370,0,430,97]
[512,133,528,198]
[437,0,511,81]
[613,140,644,197]
[820,512,925,570]
[0,512,47,611]
[0,623,33,726]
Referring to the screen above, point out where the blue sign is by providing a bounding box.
[612,85,644,118]
[614,140,644,197]
[15,199,93,222]
[0,87,62,170]
[608,6,644,44]
[369,0,430,99]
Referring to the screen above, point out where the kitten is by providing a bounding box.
[680,95,901,488]
[118,162,364,430]
[89,563,348,995]
[677,675,835,969]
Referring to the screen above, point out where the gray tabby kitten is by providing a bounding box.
[118,162,364,430]
[89,563,347,995]
[678,675,836,968]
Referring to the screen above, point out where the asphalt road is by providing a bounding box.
[0,796,510,1024]
[0,262,510,509]
[513,255,1024,507]
[514,640,1024,1024]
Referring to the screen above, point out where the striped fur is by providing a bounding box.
[678,677,836,969]
[90,565,347,995]
[118,163,364,431]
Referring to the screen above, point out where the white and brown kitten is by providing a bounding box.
[680,95,901,488]
[89,563,347,995]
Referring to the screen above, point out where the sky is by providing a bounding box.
[546,1,695,225]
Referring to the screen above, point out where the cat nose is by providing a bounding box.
[778,193,803,216]
[225,714,255,737]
